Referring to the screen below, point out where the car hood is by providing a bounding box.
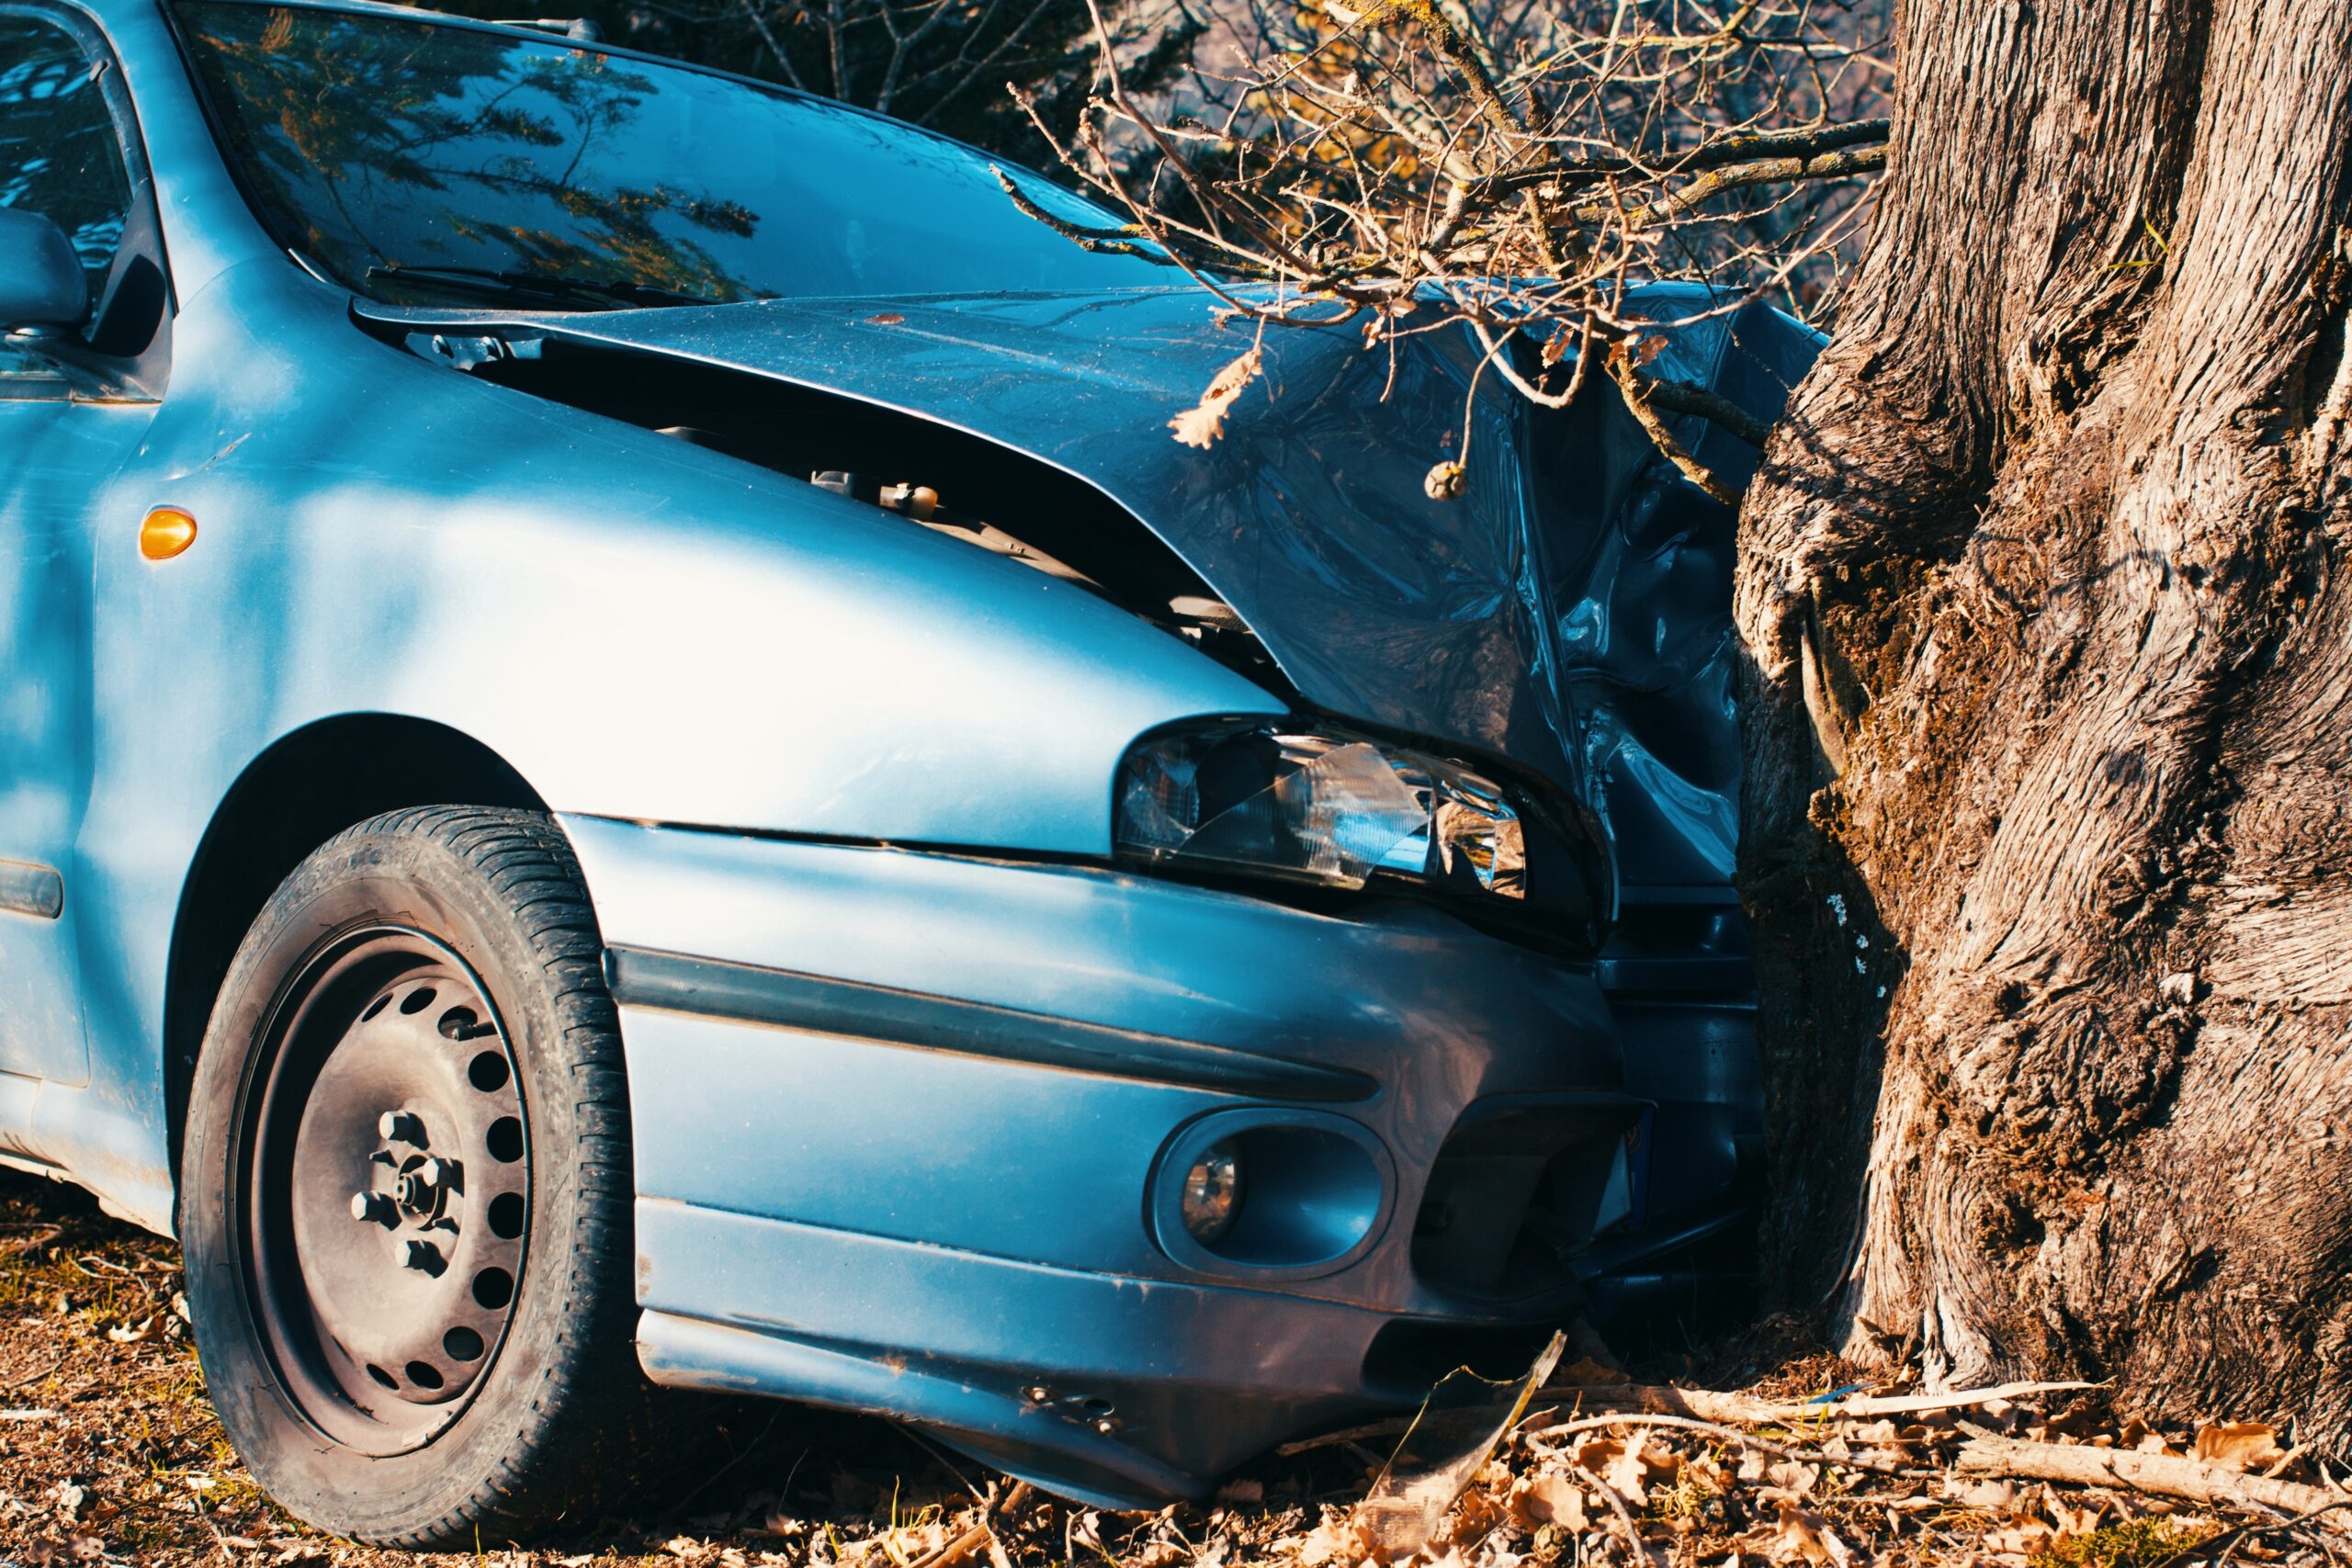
[357,282,1818,895]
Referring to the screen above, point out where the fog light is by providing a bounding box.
[1181,1141,1242,1243]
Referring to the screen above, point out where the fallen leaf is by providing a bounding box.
[1951,1478,2018,1511]
[2047,1498,2106,1536]
[1984,1519,2055,1557]
[1567,1433,1624,1475]
[1169,350,1263,449]
[1295,1513,1367,1566]
[1507,1472,1588,1532]
[1768,1499,1853,1567]
[2195,1421,2287,1472]
[1601,1432,1678,1505]
[1546,1356,1622,1388]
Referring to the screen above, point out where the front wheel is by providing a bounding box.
[181,807,653,1547]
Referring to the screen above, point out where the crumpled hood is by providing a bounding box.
[358,283,1816,893]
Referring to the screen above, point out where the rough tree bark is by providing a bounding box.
[1737,0,2352,1427]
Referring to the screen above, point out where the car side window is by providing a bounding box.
[0,13,134,386]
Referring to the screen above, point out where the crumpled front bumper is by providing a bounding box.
[563,816,1668,1508]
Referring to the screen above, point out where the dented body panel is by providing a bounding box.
[576,817,1623,1504]
[0,0,1811,1506]
[353,284,1816,897]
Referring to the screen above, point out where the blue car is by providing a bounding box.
[0,0,1811,1545]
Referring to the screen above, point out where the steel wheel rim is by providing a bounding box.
[240,926,531,1455]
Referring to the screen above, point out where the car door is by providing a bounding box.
[0,3,170,1089]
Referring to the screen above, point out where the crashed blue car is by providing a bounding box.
[0,0,1813,1545]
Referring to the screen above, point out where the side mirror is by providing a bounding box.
[0,207,88,333]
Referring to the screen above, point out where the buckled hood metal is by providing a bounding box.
[356,280,1819,895]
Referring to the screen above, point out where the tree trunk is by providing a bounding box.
[1736,0,2352,1427]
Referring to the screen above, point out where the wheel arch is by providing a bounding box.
[164,714,548,1185]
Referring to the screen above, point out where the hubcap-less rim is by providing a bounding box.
[242,928,530,1454]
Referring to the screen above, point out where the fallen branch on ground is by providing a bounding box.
[1276,1378,2100,1457]
[1552,1379,2098,1424]
[1956,1433,2352,1528]
[1526,1412,1939,1477]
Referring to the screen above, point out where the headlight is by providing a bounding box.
[1114,719,1602,931]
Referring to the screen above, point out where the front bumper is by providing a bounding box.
[563,816,1679,1507]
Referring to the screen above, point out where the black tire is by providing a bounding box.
[180,807,652,1548]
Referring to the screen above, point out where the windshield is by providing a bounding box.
[175,2,1170,307]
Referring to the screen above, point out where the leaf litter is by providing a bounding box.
[0,1171,2341,1568]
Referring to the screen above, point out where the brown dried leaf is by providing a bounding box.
[1169,350,1263,449]
[1600,1433,1677,1505]
[1507,1473,1589,1532]
[1768,1499,1853,1567]
[1984,1520,2055,1557]
[1566,1433,1624,1475]
[105,1316,157,1345]
[2046,1498,2106,1536]
[2194,1420,2287,1472]
[1951,1478,2018,1512]
[1294,1514,1366,1568]
[1548,1356,1621,1388]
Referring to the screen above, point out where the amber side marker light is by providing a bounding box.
[140,506,198,561]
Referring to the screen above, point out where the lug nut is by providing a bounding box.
[350,1191,395,1224]
[402,1239,445,1274]
[379,1110,427,1146]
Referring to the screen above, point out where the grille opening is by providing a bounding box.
[1410,1099,1645,1301]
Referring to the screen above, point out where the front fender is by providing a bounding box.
[56,262,1278,1225]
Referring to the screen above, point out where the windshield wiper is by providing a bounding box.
[364,263,717,310]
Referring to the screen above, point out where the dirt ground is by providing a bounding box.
[0,1168,2334,1568]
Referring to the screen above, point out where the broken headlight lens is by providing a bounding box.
[1115,721,1585,919]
